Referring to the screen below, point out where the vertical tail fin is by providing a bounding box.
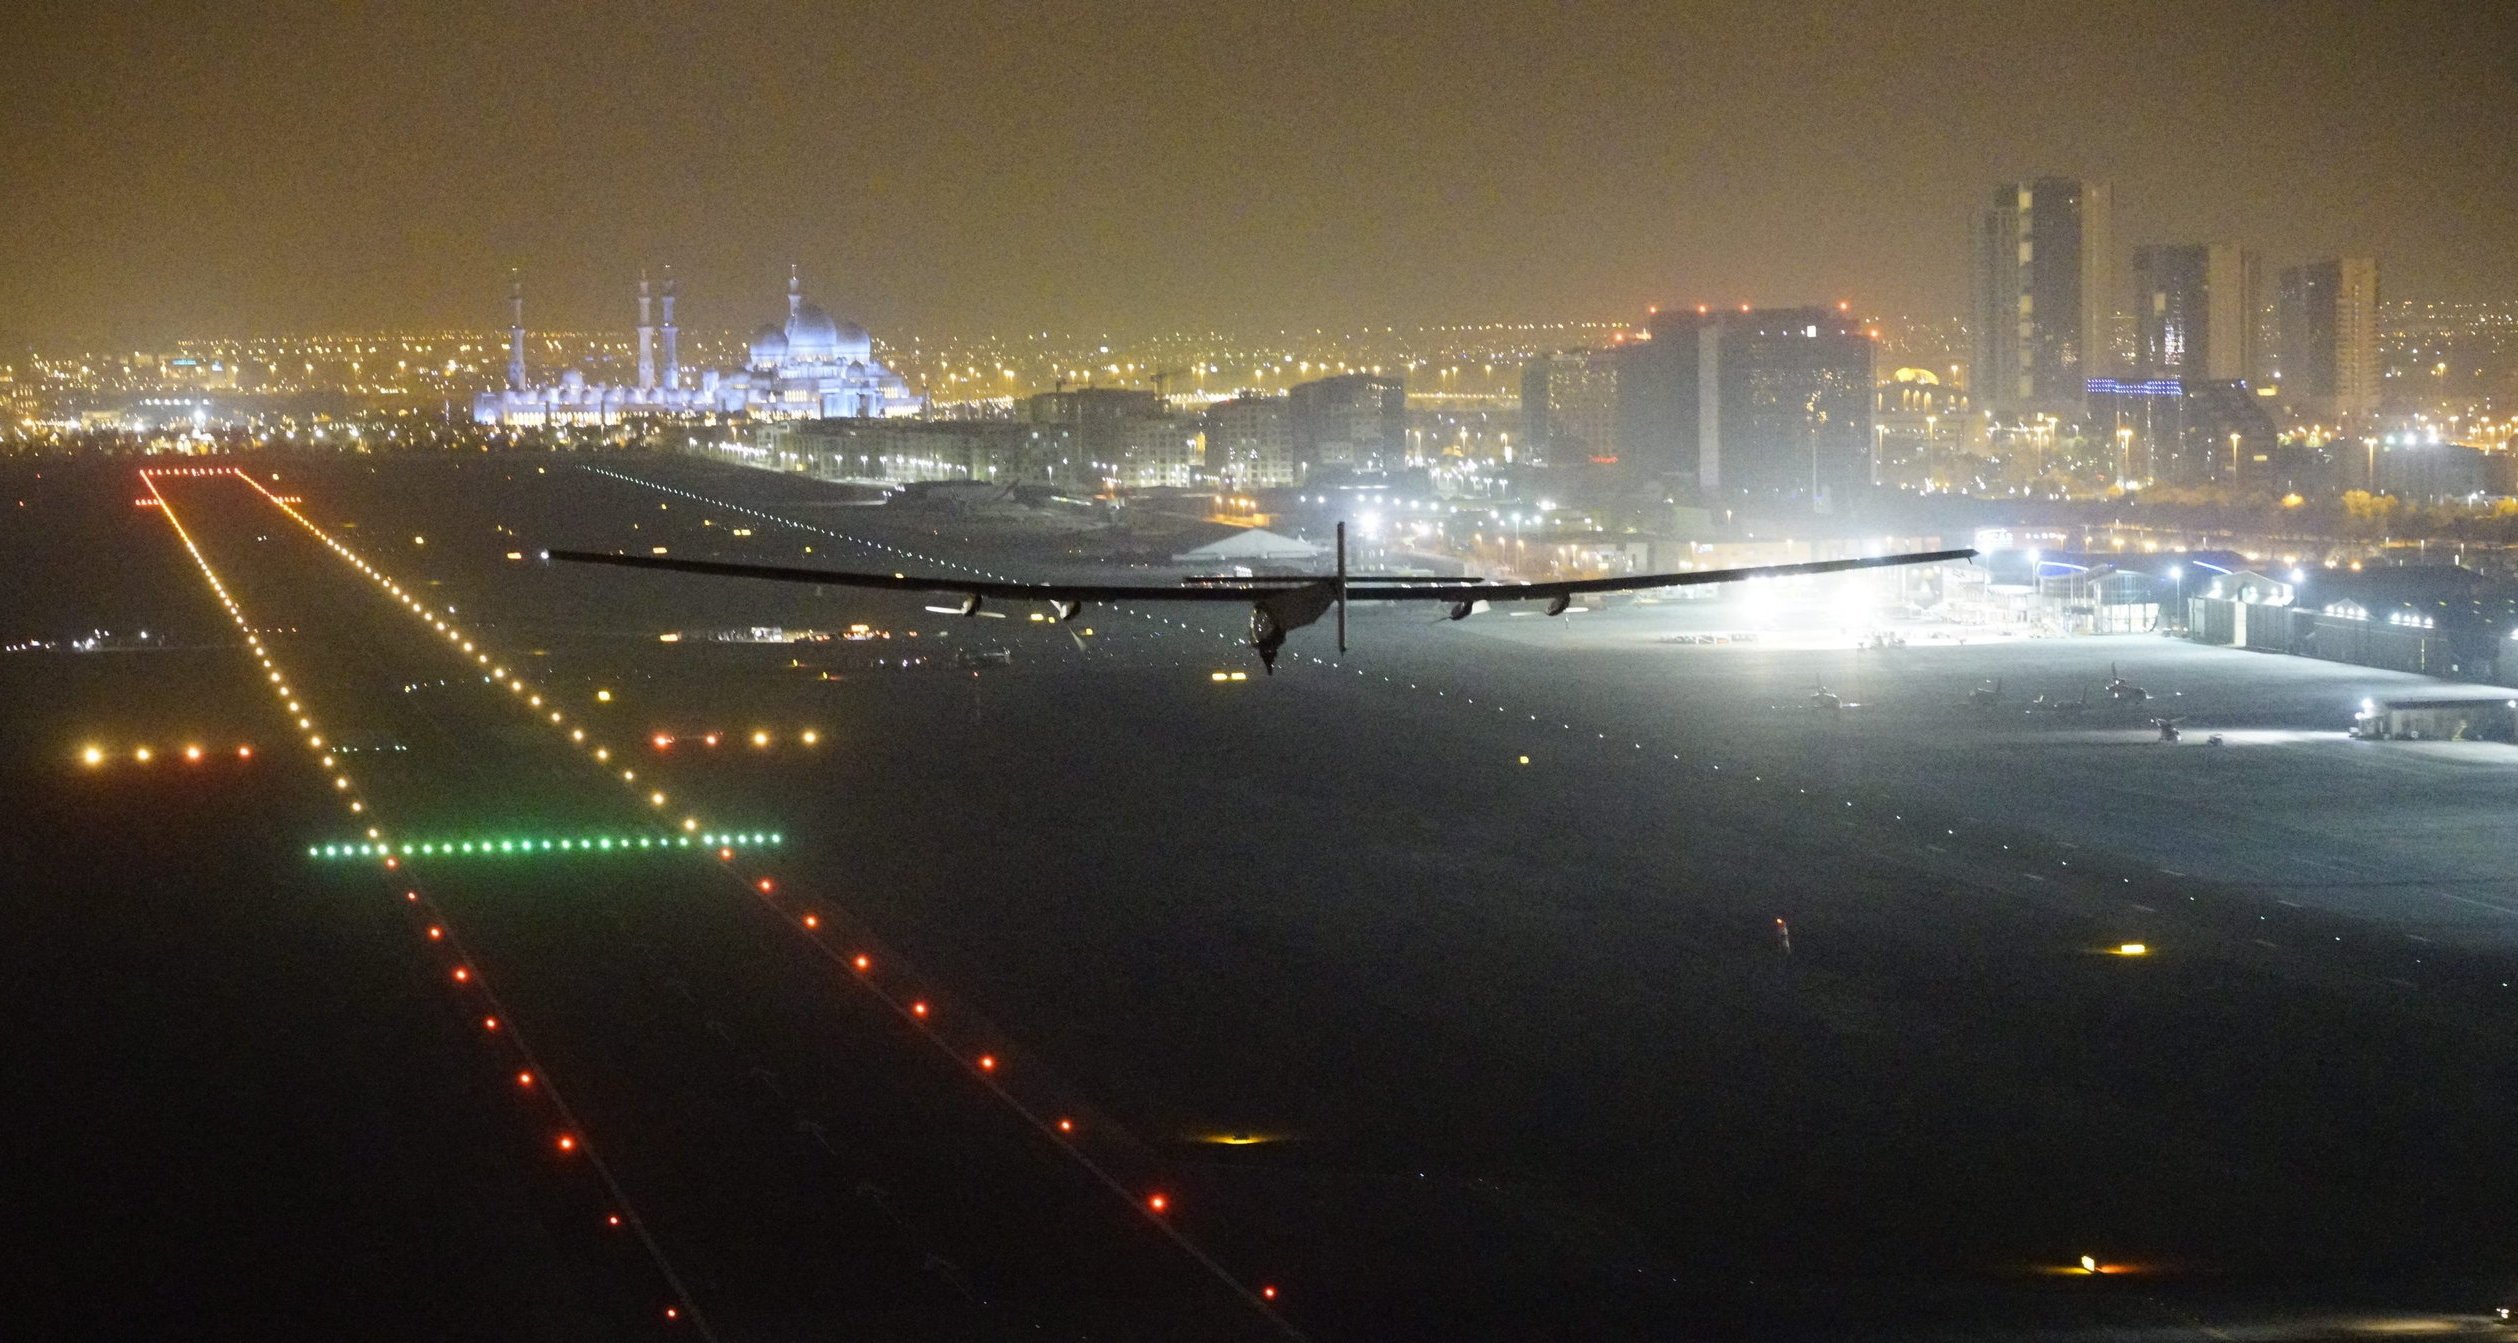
[1335,521,1348,654]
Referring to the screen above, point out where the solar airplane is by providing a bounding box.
[547,526,1976,672]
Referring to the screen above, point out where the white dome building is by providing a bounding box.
[784,304,842,363]
[476,265,922,426]
[747,322,790,371]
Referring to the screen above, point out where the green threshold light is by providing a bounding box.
[308,832,784,860]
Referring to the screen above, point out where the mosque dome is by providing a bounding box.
[748,322,788,369]
[786,301,873,364]
[785,303,840,363]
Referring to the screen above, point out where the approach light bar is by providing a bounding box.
[308,831,783,860]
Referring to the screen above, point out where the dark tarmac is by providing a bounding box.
[13,452,2518,1341]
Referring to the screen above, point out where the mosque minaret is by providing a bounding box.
[635,272,655,393]
[505,271,526,393]
[660,268,680,392]
[474,266,919,425]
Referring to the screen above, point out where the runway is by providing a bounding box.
[16,452,2518,1339]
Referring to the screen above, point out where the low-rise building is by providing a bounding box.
[754,418,1075,485]
[1205,394,1297,488]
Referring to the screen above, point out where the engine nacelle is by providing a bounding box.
[1243,581,1337,674]
[1249,606,1287,672]
[1052,599,1083,623]
[957,593,983,617]
[1544,594,1572,617]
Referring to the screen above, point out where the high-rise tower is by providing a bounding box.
[2131,243,2258,382]
[1971,178,2111,419]
[2277,258,2379,423]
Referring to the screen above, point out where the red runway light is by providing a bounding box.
[182,745,203,763]
[664,1306,679,1321]
[383,857,398,869]
[757,878,774,892]
[405,890,418,902]
[606,1213,622,1227]
[910,1000,929,1018]
[555,1134,576,1153]
[482,1016,500,1031]
[852,954,870,972]
[651,733,672,749]
[801,913,819,930]
[515,1070,533,1088]
[977,1054,997,1072]
[451,966,470,983]
[426,925,443,940]
[1056,1117,1074,1134]
[1262,1285,1278,1301]
[1147,1193,1168,1213]
[702,733,719,747]
[718,847,733,860]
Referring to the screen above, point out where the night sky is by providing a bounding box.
[5,1,2512,346]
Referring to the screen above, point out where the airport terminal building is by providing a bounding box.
[2186,564,2518,683]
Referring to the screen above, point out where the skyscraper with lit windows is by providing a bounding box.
[1971,177,2112,420]
[2277,258,2380,423]
[2131,243,2258,382]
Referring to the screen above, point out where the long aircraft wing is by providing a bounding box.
[545,541,1974,672]
[542,546,1976,603]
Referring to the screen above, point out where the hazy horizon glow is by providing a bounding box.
[5,1,2512,348]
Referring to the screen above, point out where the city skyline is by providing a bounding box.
[24,9,2518,1340]
[6,2,2514,349]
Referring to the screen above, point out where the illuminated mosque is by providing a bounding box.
[473,267,921,425]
